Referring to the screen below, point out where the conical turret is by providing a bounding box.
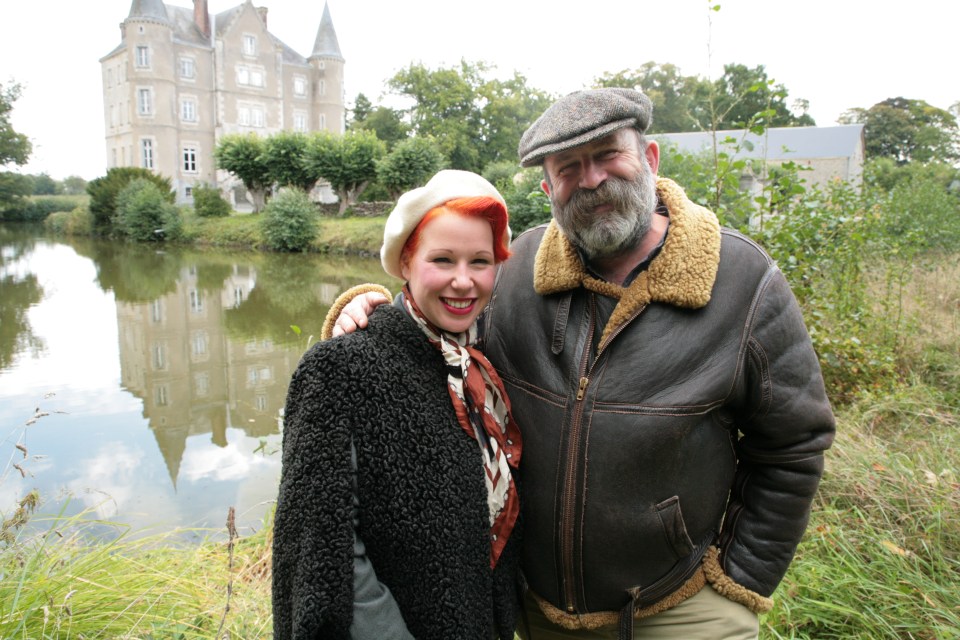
[311,3,344,61]
[127,0,169,22]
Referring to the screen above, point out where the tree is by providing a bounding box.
[30,173,59,195]
[86,167,173,234]
[305,130,385,214]
[840,97,959,164]
[262,130,316,192]
[61,175,88,196]
[387,60,551,172]
[703,63,815,130]
[595,63,710,133]
[1,82,32,216]
[352,105,410,150]
[349,93,374,125]
[214,133,271,212]
[1,82,31,167]
[376,136,446,200]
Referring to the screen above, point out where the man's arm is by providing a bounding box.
[321,284,392,340]
[719,267,836,597]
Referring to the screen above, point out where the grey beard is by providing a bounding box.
[552,168,658,261]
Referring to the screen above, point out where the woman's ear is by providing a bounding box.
[400,252,411,281]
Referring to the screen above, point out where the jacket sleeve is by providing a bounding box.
[719,266,836,597]
[272,341,355,640]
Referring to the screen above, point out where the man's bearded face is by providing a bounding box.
[551,156,658,261]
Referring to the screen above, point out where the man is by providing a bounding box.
[328,88,835,639]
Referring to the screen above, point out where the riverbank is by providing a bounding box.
[42,200,393,256]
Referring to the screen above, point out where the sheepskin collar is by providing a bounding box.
[533,177,721,346]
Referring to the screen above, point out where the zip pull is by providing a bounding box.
[577,376,589,400]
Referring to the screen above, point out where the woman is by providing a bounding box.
[272,170,522,640]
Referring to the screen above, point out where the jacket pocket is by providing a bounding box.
[655,496,694,558]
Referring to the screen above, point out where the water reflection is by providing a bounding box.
[0,227,400,537]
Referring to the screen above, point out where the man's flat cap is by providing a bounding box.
[518,88,653,167]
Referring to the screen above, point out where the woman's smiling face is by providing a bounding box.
[400,209,496,333]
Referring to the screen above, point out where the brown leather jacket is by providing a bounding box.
[482,178,835,628]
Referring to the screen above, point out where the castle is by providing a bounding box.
[100,0,345,206]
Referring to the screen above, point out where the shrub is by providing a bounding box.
[44,206,93,235]
[261,188,318,252]
[500,168,551,236]
[115,178,183,242]
[193,183,232,218]
[87,168,173,235]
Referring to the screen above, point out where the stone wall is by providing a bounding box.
[318,201,393,217]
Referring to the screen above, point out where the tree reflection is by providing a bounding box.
[81,243,184,303]
[0,273,44,369]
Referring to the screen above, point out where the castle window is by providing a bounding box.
[135,45,150,68]
[293,75,306,96]
[319,113,326,129]
[243,34,257,56]
[179,57,196,79]
[183,146,198,173]
[180,98,197,122]
[137,88,153,116]
[140,138,154,169]
[293,111,307,132]
[318,79,325,96]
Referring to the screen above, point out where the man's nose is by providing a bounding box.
[579,160,607,190]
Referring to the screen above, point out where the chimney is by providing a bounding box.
[193,0,211,38]
[256,6,268,29]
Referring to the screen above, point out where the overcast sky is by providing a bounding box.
[2,0,958,180]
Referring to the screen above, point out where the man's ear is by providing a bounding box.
[541,179,551,196]
[645,139,660,175]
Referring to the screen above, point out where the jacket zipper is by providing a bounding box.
[559,295,596,612]
[559,299,649,613]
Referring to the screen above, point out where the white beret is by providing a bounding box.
[380,170,509,279]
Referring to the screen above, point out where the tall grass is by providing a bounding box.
[0,505,273,639]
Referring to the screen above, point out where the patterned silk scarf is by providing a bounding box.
[402,285,522,568]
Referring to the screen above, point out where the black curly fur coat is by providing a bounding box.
[272,304,520,640]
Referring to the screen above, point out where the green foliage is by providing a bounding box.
[115,178,183,242]
[594,62,813,133]
[376,136,446,200]
[306,130,385,215]
[261,188,318,252]
[0,81,31,167]
[0,173,39,221]
[484,165,551,236]
[262,130,316,192]
[28,172,59,195]
[387,60,552,172]
[350,95,411,150]
[192,183,232,218]
[214,133,271,212]
[44,206,93,236]
[864,156,960,194]
[841,97,960,164]
[61,175,88,196]
[86,167,173,235]
[2,194,87,222]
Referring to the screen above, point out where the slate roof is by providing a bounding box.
[312,3,344,60]
[653,124,865,161]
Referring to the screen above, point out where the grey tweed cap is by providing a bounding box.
[518,88,653,167]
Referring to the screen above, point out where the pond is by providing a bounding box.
[0,225,400,539]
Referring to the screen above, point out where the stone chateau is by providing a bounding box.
[100,0,345,205]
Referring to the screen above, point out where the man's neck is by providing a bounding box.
[587,213,669,286]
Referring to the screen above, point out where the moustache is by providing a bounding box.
[565,178,631,216]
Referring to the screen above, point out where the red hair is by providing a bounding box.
[402,196,512,263]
